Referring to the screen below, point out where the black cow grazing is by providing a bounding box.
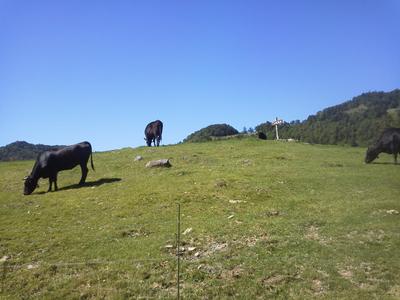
[365,128,400,164]
[23,141,94,195]
[258,132,267,140]
[144,120,163,147]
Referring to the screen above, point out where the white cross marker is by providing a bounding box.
[271,117,284,140]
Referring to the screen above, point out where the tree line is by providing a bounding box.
[0,141,64,161]
[255,90,400,146]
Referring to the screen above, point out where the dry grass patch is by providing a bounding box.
[304,225,330,245]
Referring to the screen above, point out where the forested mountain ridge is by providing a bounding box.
[255,89,400,146]
[0,141,65,161]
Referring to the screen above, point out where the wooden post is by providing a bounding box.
[177,204,181,300]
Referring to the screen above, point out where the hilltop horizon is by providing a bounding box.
[2,88,400,156]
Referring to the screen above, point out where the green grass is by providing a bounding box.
[1,137,399,299]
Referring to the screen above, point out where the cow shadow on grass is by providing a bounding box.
[58,178,122,191]
[370,162,399,165]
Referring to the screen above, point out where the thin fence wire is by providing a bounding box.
[2,257,175,270]
[0,210,286,235]
[177,203,181,300]
[0,219,177,233]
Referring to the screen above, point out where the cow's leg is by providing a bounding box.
[48,173,57,191]
[394,152,398,164]
[48,178,53,192]
[54,174,58,191]
[156,136,160,147]
[79,164,88,185]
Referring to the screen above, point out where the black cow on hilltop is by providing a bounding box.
[145,120,163,147]
[365,128,400,164]
[24,141,94,195]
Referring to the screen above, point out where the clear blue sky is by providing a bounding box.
[1,0,399,151]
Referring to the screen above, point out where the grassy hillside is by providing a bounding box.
[1,138,399,299]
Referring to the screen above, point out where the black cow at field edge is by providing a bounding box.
[365,128,400,164]
[144,120,163,147]
[23,141,95,195]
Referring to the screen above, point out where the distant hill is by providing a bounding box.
[0,141,65,161]
[184,124,239,143]
[255,89,400,146]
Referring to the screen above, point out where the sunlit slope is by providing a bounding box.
[1,138,399,299]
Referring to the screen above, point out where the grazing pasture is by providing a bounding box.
[1,138,399,299]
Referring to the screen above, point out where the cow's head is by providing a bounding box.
[144,137,152,147]
[23,176,38,195]
[365,147,379,164]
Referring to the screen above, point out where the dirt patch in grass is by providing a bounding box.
[346,229,386,244]
[388,285,400,297]
[337,262,383,290]
[262,274,286,286]
[239,159,252,166]
[214,180,228,188]
[233,234,270,248]
[311,279,326,295]
[120,228,150,238]
[255,187,271,195]
[260,272,298,291]
[305,225,320,240]
[163,233,270,261]
[262,210,280,217]
[338,268,353,280]
[220,265,245,280]
[304,225,330,245]
[163,236,228,260]
[274,156,290,160]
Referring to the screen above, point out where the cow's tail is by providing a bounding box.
[89,145,95,171]
[90,152,95,171]
[159,121,163,142]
